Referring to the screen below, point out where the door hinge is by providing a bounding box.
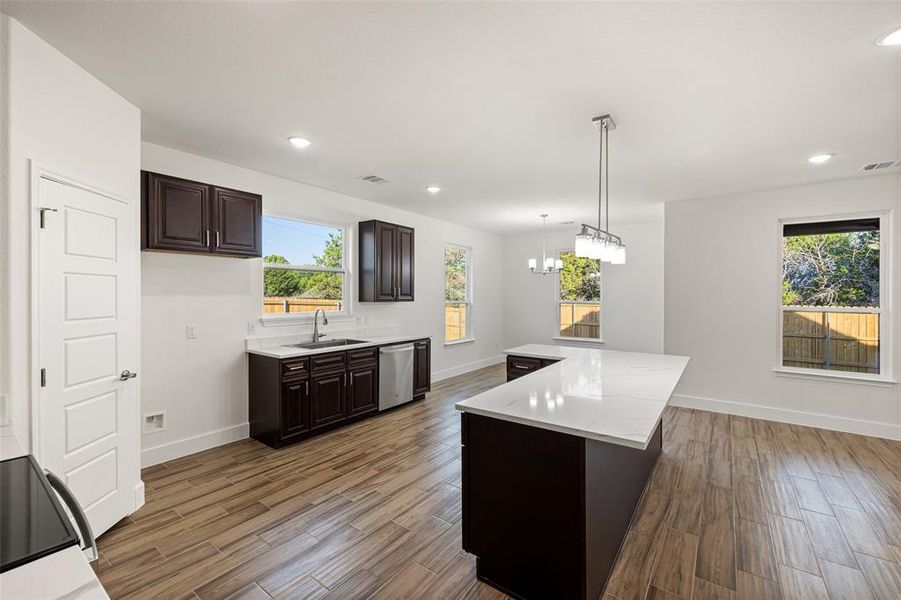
[40,368,47,387]
[39,207,58,229]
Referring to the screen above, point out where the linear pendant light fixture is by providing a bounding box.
[575,115,625,264]
[528,214,563,275]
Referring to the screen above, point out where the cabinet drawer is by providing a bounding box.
[281,357,309,379]
[541,358,561,368]
[347,347,378,367]
[506,355,542,375]
[311,352,346,373]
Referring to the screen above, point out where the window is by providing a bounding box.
[262,216,347,316]
[557,251,601,340]
[445,245,472,343]
[781,216,885,375]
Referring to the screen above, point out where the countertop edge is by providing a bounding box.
[247,334,432,359]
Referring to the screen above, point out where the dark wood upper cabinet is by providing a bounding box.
[142,172,211,252]
[211,186,262,257]
[358,220,415,302]
[142,171,261,258]
[413,338,431,396]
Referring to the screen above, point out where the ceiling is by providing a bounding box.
[3,1,900,234]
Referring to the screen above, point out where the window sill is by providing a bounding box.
[553,336,605,346]
[260,313,355,327]
[772,367,896,388]
[445,338,476,347]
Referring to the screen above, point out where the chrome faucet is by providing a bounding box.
[312,308,328,342]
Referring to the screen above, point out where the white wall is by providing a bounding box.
[502,219,665,354]
[140,142,505,465]
[0,16,141,448]
[665,174,901,439]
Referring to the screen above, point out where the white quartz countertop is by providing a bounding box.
[455,344,689,449]
[246,333,431,359]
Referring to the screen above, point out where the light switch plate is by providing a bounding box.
[186,324,198,339]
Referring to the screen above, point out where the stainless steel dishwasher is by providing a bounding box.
[378,343,414,411]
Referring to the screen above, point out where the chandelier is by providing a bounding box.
[528,214,562,275]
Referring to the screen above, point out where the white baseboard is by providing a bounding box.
[141,422,249,467]
[133,480,145,512]
[671,393,901,440]
[433,354,505,383]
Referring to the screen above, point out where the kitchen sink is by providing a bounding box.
[287,339,369,350]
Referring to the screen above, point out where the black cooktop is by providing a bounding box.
[0,455,79,573]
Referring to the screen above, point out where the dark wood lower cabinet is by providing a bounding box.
[462,412,662,599]
[413,339,431,396]
[347,364,378,417]
[310,370,346,430]
[249,339,429,448]
[506,353,560,382]
[280,378,310,440]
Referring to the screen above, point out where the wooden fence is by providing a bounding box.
[264,297,342,314]
[782,309,879,374]
[445,303,467,341]
[559,302,600,339]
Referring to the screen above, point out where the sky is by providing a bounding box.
[262,216,341,266]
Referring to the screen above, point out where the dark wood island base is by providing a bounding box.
[461,412,663,600]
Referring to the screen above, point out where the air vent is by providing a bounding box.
[559,220,575,225]
[860,160,901,172]
[359,174,390,184]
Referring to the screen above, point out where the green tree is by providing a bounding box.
[263,254,309,297]
[782,231,879,307]
[445,247,467,302]
[559,252,600,301]
[306,233,343,299]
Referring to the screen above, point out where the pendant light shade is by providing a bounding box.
[574,115,626,264]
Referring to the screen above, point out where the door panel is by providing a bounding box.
[281,379,310,439]
[38,176,139,536]
[413,340,431,395]
[374,221,396,301]
[310,372,346,430]
[396,226,414,301]
[347,366,378,417]
[212,187,262,256]
[144,172,210,252]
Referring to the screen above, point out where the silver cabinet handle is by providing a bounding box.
[44,470,98,562]
[216,231,220,248]
[305,380,310,395]
[205,229,210,247]
[120,369,138,381]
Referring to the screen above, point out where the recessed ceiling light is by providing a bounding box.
[808,154,833,164]
[288,136,312,149]
[426,186,441,194]
[876,27,901,47]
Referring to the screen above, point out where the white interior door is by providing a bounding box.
[37,174,140,536]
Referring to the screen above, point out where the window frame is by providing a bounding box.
[775,211,894,385]
[260,214,351,323]
[444,243,474,346]
[554,248,604,344]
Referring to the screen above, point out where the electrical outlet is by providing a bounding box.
[186,324,198,340]
[143,411,166,434]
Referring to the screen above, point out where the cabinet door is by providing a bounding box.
[212,187,262,257]
[144,172,211,252]
[374,221,397,301]
[413,339,431,395]
[396,226,414,301]
[281,378,310,439]
[310,371,346,430]
[347,365,378,417]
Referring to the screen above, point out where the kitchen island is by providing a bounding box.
[456,344,689,600]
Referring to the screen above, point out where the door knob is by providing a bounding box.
[120,370,138,381]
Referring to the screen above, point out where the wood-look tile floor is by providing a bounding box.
[94,364,901,600]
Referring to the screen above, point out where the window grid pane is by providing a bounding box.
[445,302,468,341]
[781,223,880,374]
[558,251,601,339]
